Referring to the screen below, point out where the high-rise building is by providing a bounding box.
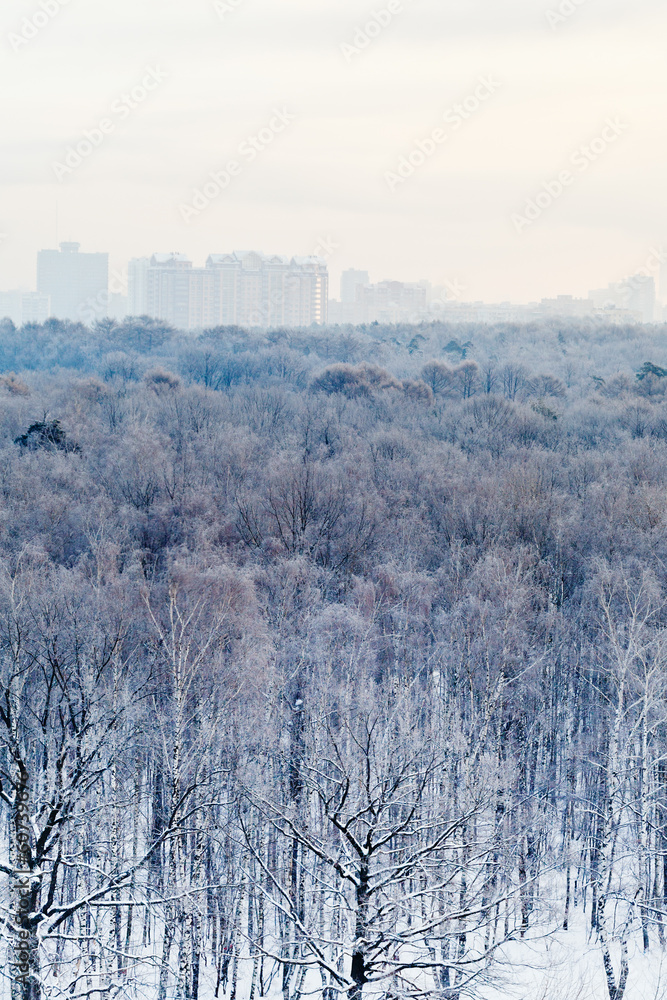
[128,257,150,315]
[128,251,329,329]
[340,269,369,304]
[286,256,329,327]
[145,253,195,330]
[36,242,108,321]
[206,252,328,327]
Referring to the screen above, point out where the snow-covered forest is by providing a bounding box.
[2,315,667,1000]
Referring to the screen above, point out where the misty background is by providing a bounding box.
[2,0,667,302]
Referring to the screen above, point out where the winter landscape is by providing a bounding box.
[1,315,667,1000]
[3,1,667,998]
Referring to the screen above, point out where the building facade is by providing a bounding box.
[127,251,328,329]
[36,242,108,322]
[145,253,194,330]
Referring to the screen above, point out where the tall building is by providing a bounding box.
[287,256,329,327]
[36,242,108,322]
[206,252,328,327]
[128,257,150,315]
[340,269,369,304]
[128,251,328,329]
[145,253,195,330]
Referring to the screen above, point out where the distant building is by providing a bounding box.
[145,253,194,330]
[0,291,50,327]
[128,251,328,329]
[328,290,649,328]
[330,269,371,323]
[128,257,150,315]
[589,275,656,323]
[360,281,427,323]
[327,300,356,324]
[330,279,427,324]
[288,256,329,327]
[206,252,328,327]
[340,269,369,303]
[37,242,108,322]
[538,295,596,318]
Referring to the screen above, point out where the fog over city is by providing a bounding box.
[2,0,667,301]
[3,4,667,1000]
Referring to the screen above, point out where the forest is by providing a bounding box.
[1,313,667,1000]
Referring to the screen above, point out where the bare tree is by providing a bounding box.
[243,692,520,1000]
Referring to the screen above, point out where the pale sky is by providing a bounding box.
[1,0,666,303]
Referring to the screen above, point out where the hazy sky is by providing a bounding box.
[1,0,666,302]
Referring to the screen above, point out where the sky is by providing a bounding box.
[1,0,667,303]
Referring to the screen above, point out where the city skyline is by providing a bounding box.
[4,236,667,312]
[2,1,667,304]
[0,239,663,328]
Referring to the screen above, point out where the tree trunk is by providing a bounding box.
[349,863,369,1000]
[10,763,41,1000]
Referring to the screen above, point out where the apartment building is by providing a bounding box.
[127,251,328,329]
